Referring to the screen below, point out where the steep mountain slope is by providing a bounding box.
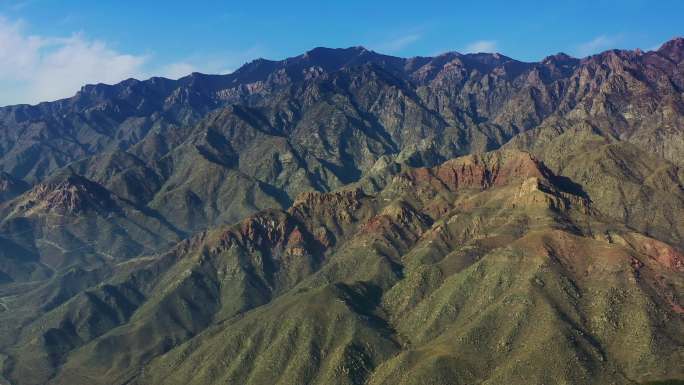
[506,125,684,248]
[1,39,683,242]
[0,149,680,385]
[0,172,28,204]
[0,172,183,283]
[0,39,682,385]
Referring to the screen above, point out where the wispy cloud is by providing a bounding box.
[463,40,498,53]
[0,16,149,105]
[158,62,196,79]
[575,35,622,57]
[161,45,266,77]
[374,32,422,54]
[6,0,33,11]
[0,15,265,106]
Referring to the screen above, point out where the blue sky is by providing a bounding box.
[0,0,682,106]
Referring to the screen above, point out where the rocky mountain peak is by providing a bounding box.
[657,36,684,62]
[303,46,370,58]
[21,173,117,214]
[399,150,546,191]
[541,52,577,65]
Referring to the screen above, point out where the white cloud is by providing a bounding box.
[158,62,197,79]
[189,45,266,75]
[0,16,148,105]
[0,17,43,78]
[28,35,149,103]
[463,40,498,53]
[5,0,33,11]
[156,46,266,79]
[374,33,422,54]
[575,35,622,57]
[0,16,265,106]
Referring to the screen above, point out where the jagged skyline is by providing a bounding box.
[0,0,682,105]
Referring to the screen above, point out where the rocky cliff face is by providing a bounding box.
[0,39,682,385]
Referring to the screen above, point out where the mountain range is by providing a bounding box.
[0,38,683,385]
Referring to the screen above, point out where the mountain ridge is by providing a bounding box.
[0,38,682,385]
[3,36,682,111]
